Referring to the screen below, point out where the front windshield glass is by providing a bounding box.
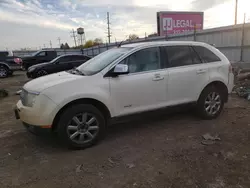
[77,47,131,75]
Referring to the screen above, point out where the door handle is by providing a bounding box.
[152,74,164,81]
[196,69,207,74]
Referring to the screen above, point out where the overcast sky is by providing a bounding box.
[0,0,249,50]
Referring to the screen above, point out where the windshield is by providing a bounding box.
[77,47,131,75]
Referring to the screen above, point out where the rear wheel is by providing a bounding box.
[36,70,48,78]
[57,104,106,149]
[197,85,225,119]
[0,66,8,78]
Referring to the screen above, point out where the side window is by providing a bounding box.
[75,56,90,61]
[70,55,80,61]
[193,46,221,63]
[166,46,197,68]
[47,51,54,56]
[121,47,161,74]
[58,56,71,63]
[190,47,202,64]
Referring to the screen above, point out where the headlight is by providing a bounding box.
[21,90,40,107]
[26,92,39,107]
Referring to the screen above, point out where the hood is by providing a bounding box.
[23,71,82,92]
[28,62,51,71]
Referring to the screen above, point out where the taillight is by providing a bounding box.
[14,58,22,64]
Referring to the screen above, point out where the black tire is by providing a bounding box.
[57,104,106,149]
[8,70,13,76]
[0,66,9,78]
[197,85,225,119]
[36,70,48,78]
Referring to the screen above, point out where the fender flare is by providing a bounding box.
[0,62,10,69]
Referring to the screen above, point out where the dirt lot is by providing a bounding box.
[0,71,250,188]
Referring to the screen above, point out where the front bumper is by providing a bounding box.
[22,122,52,135]
[15,95,58,127]
[14,107,52,135]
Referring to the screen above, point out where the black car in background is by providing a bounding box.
[22,50,58,70]
[0,51,22,78]
[26,54,91,78]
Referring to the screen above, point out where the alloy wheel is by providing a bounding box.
[37,70,48,77]
[204,92,221,115]
[0,68,7,78]
[67,113,99,144]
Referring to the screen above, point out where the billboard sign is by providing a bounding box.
[157,11,204,36]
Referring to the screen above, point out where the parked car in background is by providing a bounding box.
[26,54,91,78]
[15,41,234,149]
[0,51,22,78]
[22,50,57,70]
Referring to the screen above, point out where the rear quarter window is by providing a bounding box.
[193,46,221,63]
[164,46,202,68]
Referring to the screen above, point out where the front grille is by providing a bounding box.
[20,89,28,106]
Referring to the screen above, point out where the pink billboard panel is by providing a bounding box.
[157,12,204,36]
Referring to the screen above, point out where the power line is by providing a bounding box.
[70,29,77,47]
[107,12,111,44]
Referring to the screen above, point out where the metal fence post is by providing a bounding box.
[98,44,101,54]
[194,23,197,41]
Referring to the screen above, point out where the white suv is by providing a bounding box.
[14,41,234,148]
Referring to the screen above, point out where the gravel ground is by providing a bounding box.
[0,71,250,188]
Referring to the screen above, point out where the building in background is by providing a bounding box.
[157,11,204,36]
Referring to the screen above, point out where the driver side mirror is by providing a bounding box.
[113,64,129,76]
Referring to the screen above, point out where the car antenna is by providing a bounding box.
[117,35,128,48]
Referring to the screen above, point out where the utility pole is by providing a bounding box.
[194,23,197,41]
[107,12,111,44]
[240,13,246,62]
[49,40,52,48]
[70,29,77,47]
[235,0,238,25]
[78,37,81,46]
[57,37,61,47]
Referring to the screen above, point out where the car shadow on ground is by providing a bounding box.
[22,106,198,151]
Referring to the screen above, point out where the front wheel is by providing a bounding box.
[57,104,106,149]
[0,66,8,78]
[36,70,48,78]
[197,86,225,119]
